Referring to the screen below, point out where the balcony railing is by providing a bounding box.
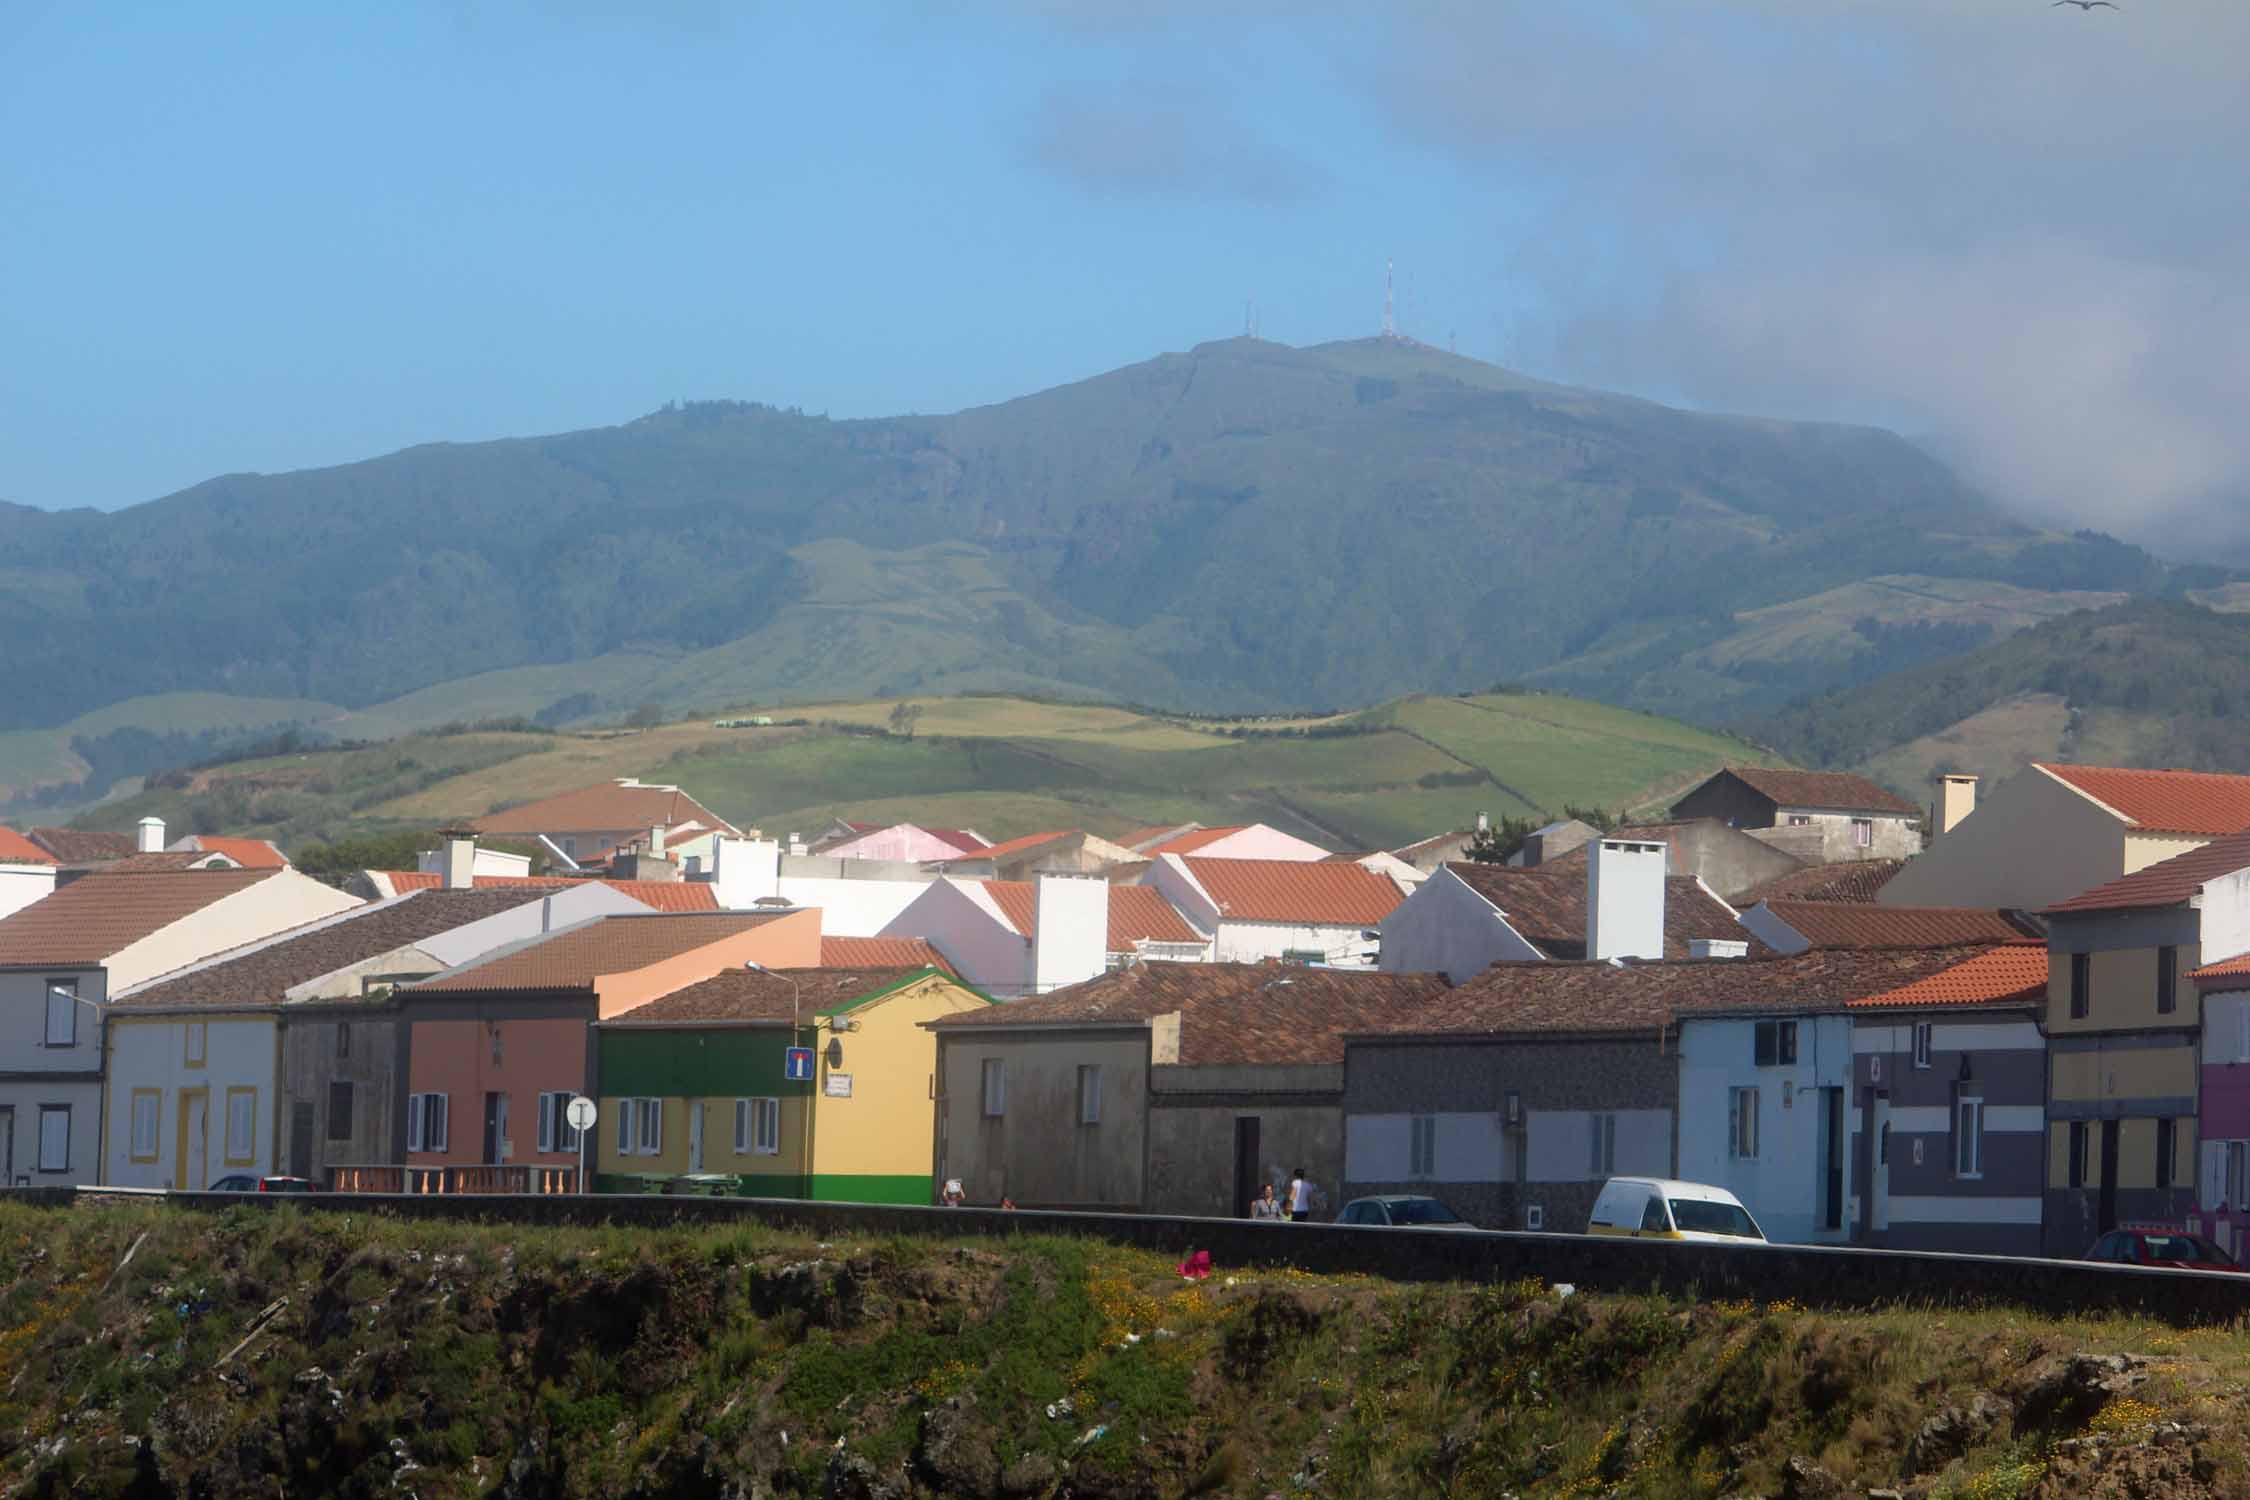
[327,1163,579,1195]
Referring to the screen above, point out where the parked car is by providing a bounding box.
[1587,1177,1765,1243]
[207,1175,318,1193]
[1335,1194,1477,1229]
[2084,1229,2244,1271]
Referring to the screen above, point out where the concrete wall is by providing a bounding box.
[809,977,992,1199]
[278,1008,401,1184]
[2196,989,2250,1256]
[882,880,1032,997]
[2045,908,2203,1037]
[1377,866,1543,983]
[0,965,107,1185]
[1212,919,1376,967]
[0,866,56,923]
[418,884,652,970]
[1145,1062,1341,1218]
[1677,1014,1853,1244]
[107,871,361,992]
[589,908,822,1020]
[1881,766,2127,911]
[1653,821,1806,904]
[1031,874,1107,996]
[1188,827,1331,861]
[778,875,933,937]
[405,1009,594,1170]
[934,1027,1148,1207]
[104,1014,280,1189]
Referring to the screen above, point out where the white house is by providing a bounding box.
[879,874,1201,997]
[706,836,936,934]
[0,828,57,923]
[1675,1010,1855,1245]
[0,867,360,1186]
[1143,855,1404,968]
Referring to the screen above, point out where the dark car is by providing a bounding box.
[2084,1228,2244,1271]
[1335,1195,1477,1229]
[207,1175,317,1193]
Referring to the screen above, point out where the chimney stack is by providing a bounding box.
[438,828,477,890]
[1587,839,1667,963]
[1031,872,1108,996]
[137,816,165,854]
[1937,774,1979,836]
[648,824,667,858]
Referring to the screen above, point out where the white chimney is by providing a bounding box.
[711,836,780,909]
[1032,872,1108,995]
[1587,839,1666,963]
[439,829,477,891]
[1689,938,1749,960]
[648,824,667,858]
[136,816,165,854]
[1937,774,1979,836]
[1476,810,1488,833]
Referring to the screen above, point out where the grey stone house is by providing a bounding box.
[1671,767,1923,864]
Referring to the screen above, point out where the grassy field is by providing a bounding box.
[1,1200,2242,1498]
[38,689,1786,856]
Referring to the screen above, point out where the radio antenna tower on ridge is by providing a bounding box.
[1382,258,1397,339]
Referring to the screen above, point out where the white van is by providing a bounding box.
[1587,1177,1766,1243]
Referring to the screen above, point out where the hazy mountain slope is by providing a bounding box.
[0,338,2200,731]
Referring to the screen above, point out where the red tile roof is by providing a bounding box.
[1118,823,1199,853]
[0,828,56,865]
[925,828,989,854]
[975,880,1204,950]
[0,868,282,967]
[177,835,288,868]
[820,935,957,974]
[2193,951,2250,985]
[1757,900,2037,948]
[1177,856,1405,927]
[1147,826,1253,856]
[377,871,720,912]
[1739,859,1905,906]
[2044,827,2250,915]
[948,830,1075,863]
[926,961,1451,1066]
[606,966,957,1025]
[103,851,238,874]
[468,779,738,838]
[1686,768,1920,817]
[1846,942,2049,1009]
[1442,863,1755,960]
[2038,763,2250,837]
[412,911,796,993]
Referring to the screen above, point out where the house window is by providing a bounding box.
[2157,948,2178,1016]
[635,1098,662,1156]
[1410,1115,1437,1178]
[44,981,77,1047]
[407,1092,449,1153]
[1753,1021,1797,1067]
[336,1022,351,1060]
[2157,1118,2176,1190]
[1588,1113,1617,1177]
[2069,953,2090,1020]
[37,1105,70,1172]
[736,1097,780,1155]
[2068,1121,2089,1187]
[2229,1141,2249,1206]
[1729,1087,1760,1160]
[1912,1023,1933,1070]
[327,1082,354,1142]
[1787,815,1813,827]
[1077,1066,1102,1126]
[129,1091,161,1162]
[535,1091,579,1154]
[490,1025,503,1066]
[1851,818,1874,848]
[184,1022,206,1066]
[981,1060,1006,1118]
[224,1088,257,1165]
[1954,1093,1984,1178]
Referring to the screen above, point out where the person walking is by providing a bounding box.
[1287,1167,1315,1223]
[1249,1182,1284,1220]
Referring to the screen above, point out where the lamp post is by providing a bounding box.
[743,961,809,1198]
[46,981,106,1186]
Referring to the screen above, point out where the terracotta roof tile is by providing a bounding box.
[821,935,958,973]
[28,828,138,863]
[927,961,1451,1066]
[1739,859,1905,906]
[975,880,1203,949]
[0,828,56,865]
[2192,951,2250,984]
[1146,826,1252,855]
[1686,768,1919,817]
[1178,856,1403,927]
[2038,763,2250,837]
[1846,942,2049,1009]
[925,829,989,854]
[1381,945,1987,1039]
[411,911,796,993]
[116,888,550,1009]
[102,851,238,874]
[176,835,288,868]
[606,966,955,1025]
[1441,863,1755,960]
[2045,827,2250,915]
[0,868,281,968]
[1758,900,2036,948]
[946,830,1075,863]
[377,871,720,912]
[468,779,738,838]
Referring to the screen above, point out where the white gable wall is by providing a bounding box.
[1378,867,1543,982]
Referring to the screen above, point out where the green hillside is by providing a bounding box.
[0,337,2205,740]
[1750,599,2250,790]
[45,690,1777,855]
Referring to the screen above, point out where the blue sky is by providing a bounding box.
[6,1,2247,554]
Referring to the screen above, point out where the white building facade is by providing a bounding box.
[1676,1012,1855,1244]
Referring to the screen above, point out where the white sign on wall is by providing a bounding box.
[824,1073,853,1098]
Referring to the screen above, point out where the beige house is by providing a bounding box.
[1882,764,2250,913]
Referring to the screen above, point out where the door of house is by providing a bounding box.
[177,1090,208,1191]
[1868,1096,1891,1234]
[2099,1120,2121,1232]
[289,1102,315,1181]
[1232,1117,1261,1218]
[688,1099,705,1174]
[1822,1088,1845,1232]
[0,1106,13,1186]
[483,1093,505,1164]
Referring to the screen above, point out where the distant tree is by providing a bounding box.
[888,702,925,740]
[294,830,431,882]
[1463,815,1537,864]
[1563,803,1622,834]
[626,702,665,730]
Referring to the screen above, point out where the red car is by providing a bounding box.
[2084,1228,2244,1271]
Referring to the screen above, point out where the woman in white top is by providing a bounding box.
[1287,1168,1314,1222]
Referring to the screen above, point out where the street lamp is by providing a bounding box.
[743,961,809,1196]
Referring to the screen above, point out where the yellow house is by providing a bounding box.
[592,965,991,1201]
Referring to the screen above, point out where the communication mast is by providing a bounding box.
[1382,258,1397,339]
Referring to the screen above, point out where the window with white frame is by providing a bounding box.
[634,1098,662,1156]
[37,1105,69,1172]
[536,1092,579,1154]
[44,981,77,1047]
[1954,1092,1984,1178]
[130,1092,160,1160]
[1729,1087,1760,1160]
[1076,1065,1101,1126]
[981,1059,1006,1118]
[1588,1112,1617,1177]
[1852,818,1874,848]
[1410,1115,1437,1178]
[184,1022,206,1066]
[224,1089,256,1164]
[1912,1022,1933,1069]
[736,1097,780,1155]
[407,1092,449,1153]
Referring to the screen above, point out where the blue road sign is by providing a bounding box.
[785,1046,815,1082]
